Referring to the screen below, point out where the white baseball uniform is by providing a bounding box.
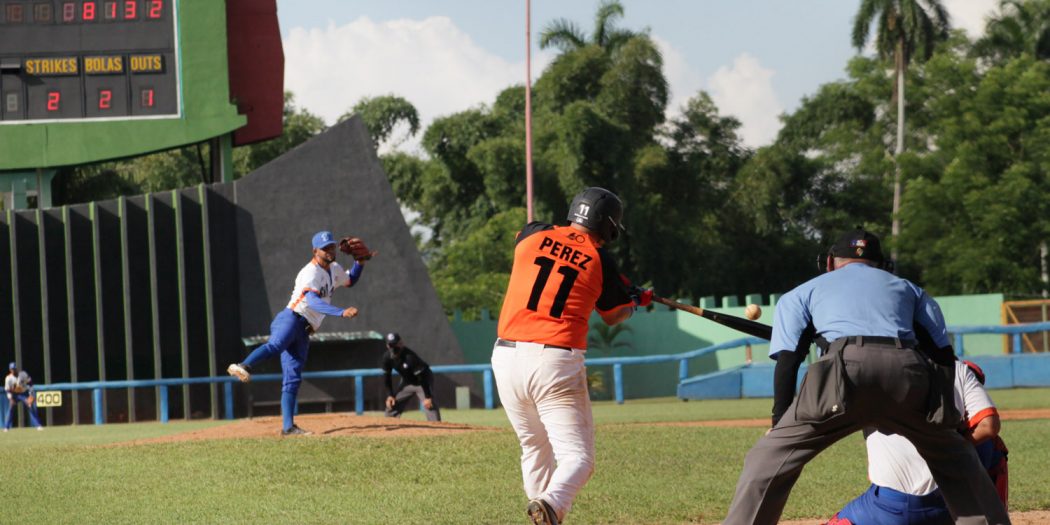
[866,360,998,495]
[286,261,350,332]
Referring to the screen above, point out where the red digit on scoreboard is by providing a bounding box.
[62,2,75,22]
[83,1,96,21]
[147,0,162,19]
[99,90,112,110]
[47,92,61,112]
[105,1,117,19]
[140,88,154,108]
[123,0,135,19]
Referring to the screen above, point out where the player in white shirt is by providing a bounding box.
[5,362,43,431]
[226,231,364,435]
[826,360,1006,525]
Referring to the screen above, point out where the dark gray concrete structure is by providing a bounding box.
[0,117,467,425]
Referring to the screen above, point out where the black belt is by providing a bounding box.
[838,336,915,349]
[292,311,315,335]
[496,338,572,351]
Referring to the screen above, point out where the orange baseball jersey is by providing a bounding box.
[497,222,633,349]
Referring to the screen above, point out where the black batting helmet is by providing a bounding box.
[385,332,401,346]
[566,187,625,243]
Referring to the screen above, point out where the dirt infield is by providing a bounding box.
[129,408,1050,445]
[124,414,493,445]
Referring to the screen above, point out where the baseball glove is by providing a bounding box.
[339,237,374,261]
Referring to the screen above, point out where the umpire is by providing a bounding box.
[382,333,440,421]
[723,228,1010,525]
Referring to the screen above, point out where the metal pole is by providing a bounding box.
[224,382,234,420]
[483,369,494,409]
[160,386,169,423]
[614,364,624,404]
[93,388,103,425]
[354,376,364,415]
[524,0,535,222]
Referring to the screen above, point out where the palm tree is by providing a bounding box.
[539,0,637,54]
[974,0,1050,63]
[586,321,633,400]
[852,0,950,264]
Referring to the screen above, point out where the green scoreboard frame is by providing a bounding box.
[0,0,245,170]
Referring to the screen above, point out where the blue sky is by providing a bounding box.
[275,0,999,149]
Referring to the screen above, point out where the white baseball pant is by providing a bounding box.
[491,341,595,522]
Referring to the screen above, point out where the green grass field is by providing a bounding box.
[3,389,1049,524]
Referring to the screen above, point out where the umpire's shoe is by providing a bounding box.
[226,363,251,383]
[526,499,559,525]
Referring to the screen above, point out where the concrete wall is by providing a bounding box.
[452,293,1014,400]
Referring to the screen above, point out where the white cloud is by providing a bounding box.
[707,53,783,148]
[283,16,552,154]
[652,37,704,117]
[944,0,999,38]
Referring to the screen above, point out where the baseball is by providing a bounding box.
[745,304,762,320]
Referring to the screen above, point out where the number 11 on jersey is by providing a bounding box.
[527,256,579,319]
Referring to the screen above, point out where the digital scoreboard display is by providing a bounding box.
[0,0,179,123]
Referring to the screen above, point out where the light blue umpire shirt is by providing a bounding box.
[769,263,951,356]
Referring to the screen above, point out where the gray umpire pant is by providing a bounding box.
[723,340,1010,525]
[385,384,441,421]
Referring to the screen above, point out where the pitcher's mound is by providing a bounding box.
[127,414,491,445]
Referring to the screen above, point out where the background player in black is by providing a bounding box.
[381,332,441,421]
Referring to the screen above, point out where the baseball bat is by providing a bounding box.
[652,295,772,340]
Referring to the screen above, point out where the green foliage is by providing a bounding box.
[232,91,326,175]
[52,163,143,205]
[54,92,325,205]
[339,94,420,150]
[899,54,1050,294]
[429,208,525,320]
[851,0,950,66]
[974,0,1050,63]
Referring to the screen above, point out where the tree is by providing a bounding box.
[233,92,326,176]
[974,0,1050,63]
[899,52,1050,295]
[585,321,633,399]
[539,0,636,54]
[851,0,950,262]
[338,95,420,150]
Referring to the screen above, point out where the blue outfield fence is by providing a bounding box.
[10,323,1050,426]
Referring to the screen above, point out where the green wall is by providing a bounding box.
[0,0,245,169]
[451,293,1008,399]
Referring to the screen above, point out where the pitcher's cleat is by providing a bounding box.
[227,363,251,383]
[526,499,559,525]
[281,425,312,436]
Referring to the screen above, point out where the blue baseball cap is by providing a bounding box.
[311,231,336,250]
[7,362,15,370]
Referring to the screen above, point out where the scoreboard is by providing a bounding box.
[0,0,180,122]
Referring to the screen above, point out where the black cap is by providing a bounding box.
[385,332,401,346]
[829,227,885,262]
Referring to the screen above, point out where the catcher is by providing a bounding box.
[227,231,373,435]
[826,360,1008,525]
[5,362,43,431]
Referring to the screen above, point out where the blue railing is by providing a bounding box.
[951,321,1050,355]
[18,322,1050,426]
